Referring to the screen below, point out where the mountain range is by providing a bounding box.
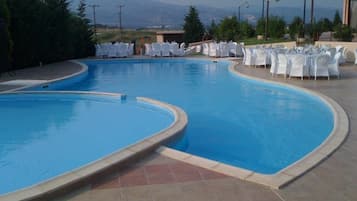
[70,0,340,28]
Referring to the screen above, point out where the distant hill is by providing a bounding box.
[70,0,340,28]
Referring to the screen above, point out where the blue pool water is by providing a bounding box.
[1,58,334,194]
[0,93,173,194]
[59,59,333,174]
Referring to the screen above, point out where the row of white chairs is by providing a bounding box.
[243,48,273,68]
[202,42,244,57]
[269,52,341,80]
[243,46,341,80]
[145,42,185,57]
[95,42,134,58]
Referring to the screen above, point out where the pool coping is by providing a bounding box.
[157,60,349,189]
[0,91,188,201]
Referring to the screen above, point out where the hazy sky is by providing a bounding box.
[155,0,342,9]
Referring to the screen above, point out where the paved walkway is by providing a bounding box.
[0,61,82,92]
[2,60,357,201]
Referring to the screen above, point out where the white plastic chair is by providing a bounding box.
[118,43,128,57]
[218,42,229,57]
[336,46,346,64]
[161,43,170,57]
[108,44,117,58]
[289,54,309,80]
[177,43,185,56]
[335,45,344,53]
[276,54,290,78]
[242,47,246,64]
[340,48,348,64]
[270,51,278,76]
[151,43,161,57]
[128,43,134,56]
[254,48,268,68]
[328,52,341,78]
[243,48,255,67]
[326,48,336,59]
[208,42,218,57]
[169,42,179,56]
[236,44,244,57]
[228,42,237,57]
[314,54,330,80]
[202,43,209,56]
[95,44,105,58]
[144,43,152,56]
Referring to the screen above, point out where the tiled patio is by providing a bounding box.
[55,154,281,201]
[1,59,357,201]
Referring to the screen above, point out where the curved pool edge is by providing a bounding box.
[0,92,188,201]
[229,64,349,188]
[0,60,88,94]
[157,61,349,189]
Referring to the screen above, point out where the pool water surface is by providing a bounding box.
[59,59,333,174]
[0,93,174,194]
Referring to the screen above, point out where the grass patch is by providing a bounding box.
[97,29,156,43]
[242,38,294,46]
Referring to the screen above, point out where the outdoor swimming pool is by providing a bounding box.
[0,92,174,194]
[60,59,333,174]
[1,58,335,195]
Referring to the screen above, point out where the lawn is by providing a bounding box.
[97,28,156,43]
[242,37,294,46]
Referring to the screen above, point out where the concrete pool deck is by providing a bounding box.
[1,59,357,201]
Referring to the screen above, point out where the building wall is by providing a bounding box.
[156,34,184,43]
[156,35,164,43]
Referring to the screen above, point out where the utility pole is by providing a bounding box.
[118,4,125,40]
[303,0,306,37]
[262,0,265,19]
[88,4,100,41]
[265,0,269,40]
[310,0,314,40]
[238,1,249,23]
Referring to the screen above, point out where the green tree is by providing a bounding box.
[239,21,255,39]
[0,0,12,73]
[313,18,333,39]
[216,16,240,41]
[6,0,95,70]
[72,0,95,58]
[256,16,285,38]
[6,0,46,68]
[256,18,265,36]
[316,18,333,32]
[289,16,303,39]
[207,19,218,39]
[268,16,286,38]
[44,0,73,61]
[183,6,205,44]
[77,0,86,19]
[334,24,353,41]
[333,10,342,27]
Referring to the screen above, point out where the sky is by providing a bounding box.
[70,0,344,27]
[155,0,342,9]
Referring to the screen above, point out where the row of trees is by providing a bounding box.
[0,0,12,73]
[0,0,95,73]
[290,11,353,41]
[183,6,353,44]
